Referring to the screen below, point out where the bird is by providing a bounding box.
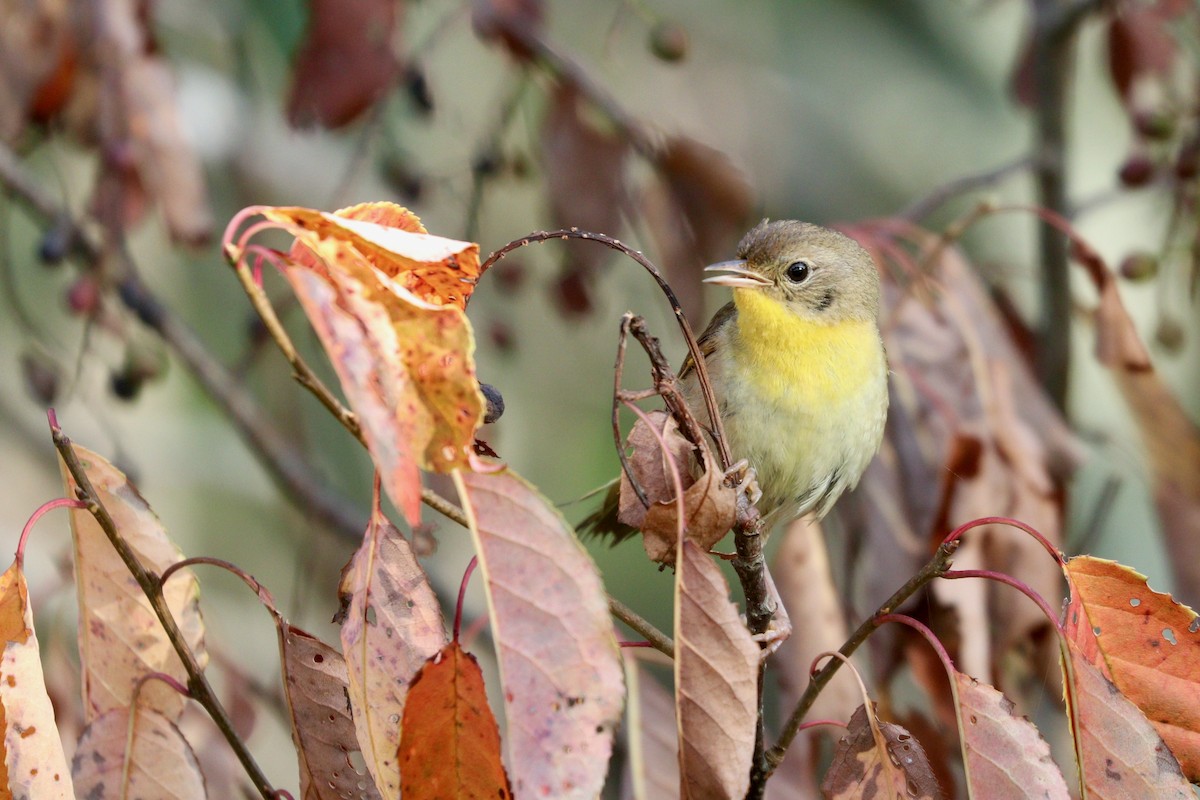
[581,219,888,543]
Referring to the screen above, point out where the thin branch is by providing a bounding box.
[609,596,674,658]
[897,155,1035,222]
[763,539,960,775]
[51,417,277,799]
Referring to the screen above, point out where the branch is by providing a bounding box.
[51,416,277,799]
[609,596,674,658]
[763,539,960,775]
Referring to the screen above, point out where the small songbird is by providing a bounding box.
[583,219,888,542]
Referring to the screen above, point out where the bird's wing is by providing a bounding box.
[679,301,736,380]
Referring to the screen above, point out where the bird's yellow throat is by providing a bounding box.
[731,288,881,407]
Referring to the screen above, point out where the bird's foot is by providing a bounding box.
[724,459,762,506]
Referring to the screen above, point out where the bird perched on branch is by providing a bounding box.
[581,219,888,544]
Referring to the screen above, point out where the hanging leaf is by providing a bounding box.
[952,672,1069,799]
[397,641,511,799]
[453,468,624,800]
[336,481,447,798]
[71,706,206,800]
[621,655,679,800]
[820,704,942,800]
[675,540,757,800]
[232,203,485,524]
[1062,556,1200,780]
[1061,638,1192,798]
[278,621,380,800]
[287,0,403,128]
[58,444,206,722]
[0,559,75,798]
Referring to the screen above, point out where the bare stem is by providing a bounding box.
[763,539,960,775]
[52,420,277,799]
[609,596,674,658]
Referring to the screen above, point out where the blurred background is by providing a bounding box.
[1,0,1197,795]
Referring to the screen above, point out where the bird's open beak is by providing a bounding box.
[702,260,772,288]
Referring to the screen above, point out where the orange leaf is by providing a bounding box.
[675,540,757,800]
[0,560,74,798]
[1061,637,1193,798]
[336,481,447,796]
[820,704,942,799]
[1062,556,1200,780]
[278,622,380,800]
[453,468,624,800]
[398,641,512,800]
[59,444,206,723]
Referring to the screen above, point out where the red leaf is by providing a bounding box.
[398,641,512,800]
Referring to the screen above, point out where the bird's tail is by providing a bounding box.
[575,479,639,544]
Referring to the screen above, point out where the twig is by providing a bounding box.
[51,416,277,799]
[763,539,960,775]
[897,155,1035,222]
[609,596,674,658]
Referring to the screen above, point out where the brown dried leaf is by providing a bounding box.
[287,0,402,128]
[278,622,380,800]
[398,641,512,800]
[59,444,206,722]
[1062,638,1193,799]
[470,0,544,60]
[675,541,757,800]
[0,0,73,141]
[820,704,942,800]
[617,410,735,564]
[1107,4,1179,105]
[71,706,205,799]
[644,136,754,318]
[1061,556,1200,780]
[454,468,624,800]
[540,83,630,314]
[0,560,74,798]
[621,657,679,800]
[336,482,447,797]
[952,672,1070,799]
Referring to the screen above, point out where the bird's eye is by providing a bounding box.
[785,261,811,283]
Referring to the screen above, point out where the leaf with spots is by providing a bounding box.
[1062,556,1200,780]
[58,444,206,723]
[1061,637,1193,798]
[453,468,624,800]
[820,703,942,800]
[278,621,381,800]
[675,540,757,800]
[231,203,485,524]
[335,480,447,798]
[951,671,1069,799]
[70,706,205,800]
[0,559,74,798]
[397,641,511,800]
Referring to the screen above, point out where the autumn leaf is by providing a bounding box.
[0,559,74,798]
[617,410,735,564]
[71,706,205,800]
[231,202,485,524]
[952,672,1070,799]
[0,0,74,141]
[675,540,757,800]
[287,0,403,128]
[621,655,679,800]
[820,704,942,800]
[1061,637,1193,799]
[1061,556,1200,780]
[278,621,380,800]
[453,468,624,800]
[336,479,447,797]
[58,444,206,723]
[397,641,512,800]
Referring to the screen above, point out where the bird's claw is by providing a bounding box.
[725,459,762,506]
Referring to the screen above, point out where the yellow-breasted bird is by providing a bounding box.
[582,219,888,542]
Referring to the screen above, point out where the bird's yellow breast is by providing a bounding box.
[730,288,882,408]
